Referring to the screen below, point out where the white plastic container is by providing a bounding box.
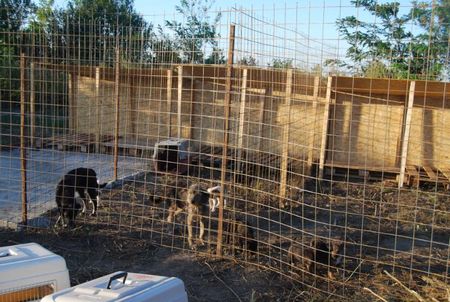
[41,271,188,302]
[0,242,70,301]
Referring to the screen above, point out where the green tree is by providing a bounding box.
[335,0,448,80]
[165,0,223,64]
[29,0,153,65]
[238,55,257,66]
[0,0,35,110]
[269,58,293,69]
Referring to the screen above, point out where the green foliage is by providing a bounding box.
[336,0,448,80]
[238,56,257,66]
[165,0,223,64]
[269,58,293,69]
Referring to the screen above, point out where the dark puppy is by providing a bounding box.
[288,237,344,279]
[224,218,257,256]
[55,168,106,227]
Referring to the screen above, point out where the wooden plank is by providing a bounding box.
[256,88,269,152]
[177,65,183,139]
[167,69,173,137]
[68,73,78,133]
[406,165,419,186]
[189,79,195,139]
[438,167,450,189]
[29,62,35,147]
[237,68,248,162]
[20,53,27,226]
[318,77,333,179]
[217,24,235,257]
[307,76,320,174]
[398,81,415,188]
[113,45,120,180]
[423,166,438,181]
[279,69,293,208]
[438,168,450,181]
[95,67,101,153]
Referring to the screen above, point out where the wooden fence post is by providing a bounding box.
[307,76,320,174]
[95,67,101,153]
[318,77,333,179]
[177,65,183,138]
[68,73,78,133]
[113,46,120,180]
[167,69,173,137]
[29,62,35,148]
[236,68,248,162]
[20,53,28,225]
[217,24,235,257]
[279,69,293,208]
[398,81,416,188]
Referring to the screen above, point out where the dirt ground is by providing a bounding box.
[0,226,315,302]
[1,169,448,301]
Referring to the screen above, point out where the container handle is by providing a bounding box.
[107,271,128,289]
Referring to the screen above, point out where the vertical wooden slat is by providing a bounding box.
[95,67,101,153]
[398,81,416,188]
[256,89,269,153]
[217,24,235,257]
[189,79,195,139]
[68,73,78,133]
[279,69,293,208]
[130,84,137,140]
[237,68,248,162]
[113,46,120,180]
[177,65,183,138]
[307,76,320,173]
[318,77,333,179]
[20,53,27,225]
[167,69,173,137]
[29,62,35,148]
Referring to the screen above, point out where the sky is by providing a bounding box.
[51,0,420,70]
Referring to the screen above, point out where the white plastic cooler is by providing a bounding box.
[0,242,70,301]
[41,271,188,302]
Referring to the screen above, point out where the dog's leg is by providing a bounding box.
[209,198,216,212]
[187,212,194,248]
[198,217,205,246]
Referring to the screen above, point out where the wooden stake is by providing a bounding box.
[95,67,101,153]
[279,69,293,208]
[398,81,415,188]
[307,76,320,173]
[20,53,27,225]
[177,65,183,138]
[167,69,173,137]
[256,89,269,153]
[68,73,78,133]
[237,68,248,161]
[189,79,195,139]
[113,46,120,180]
[29,62,35,148]
[217,24,235,257]
[318,77,333,179]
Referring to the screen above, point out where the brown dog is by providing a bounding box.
[288,237,343,279]
[157,183,210,248]
[224,217,257,256]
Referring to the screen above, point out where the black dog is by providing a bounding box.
[55,168,107,227]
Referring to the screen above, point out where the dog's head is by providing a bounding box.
[329,238,344,266]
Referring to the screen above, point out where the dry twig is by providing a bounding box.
[384,270,426,302]
[363,287,388,302]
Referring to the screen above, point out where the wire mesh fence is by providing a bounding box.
[0,2,449,300]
